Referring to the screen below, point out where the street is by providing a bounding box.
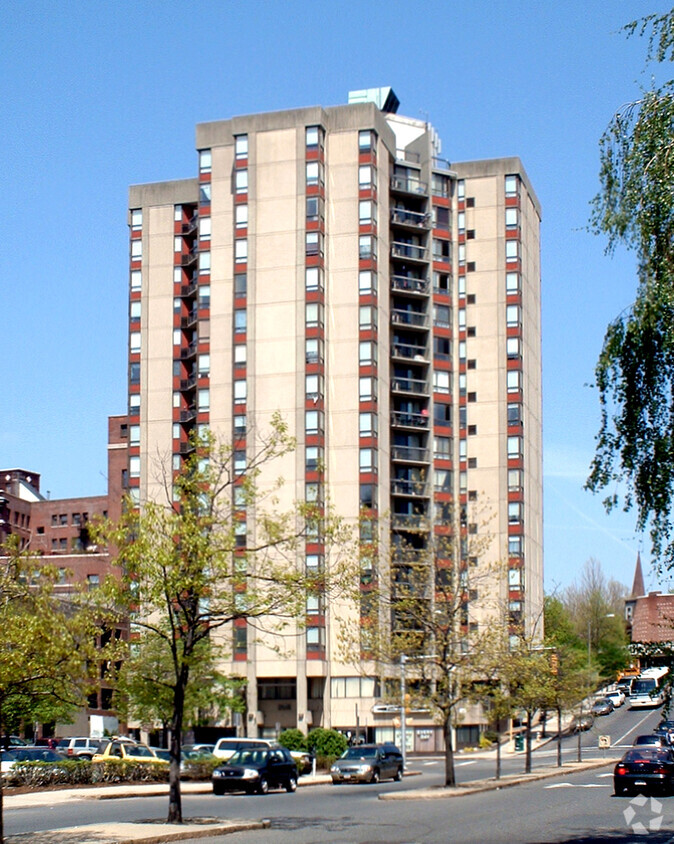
[4,703,671,843]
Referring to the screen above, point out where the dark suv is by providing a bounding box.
[330,743,403,784]
[212,746,298,794]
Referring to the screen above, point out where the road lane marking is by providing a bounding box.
[545,783,611,789]
[456,760,478,767]
[614,710,660,746]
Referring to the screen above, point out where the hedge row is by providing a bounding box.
[4,759,170,789]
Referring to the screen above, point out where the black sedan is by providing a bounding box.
[212,747,298,795]
[614,748,674,795]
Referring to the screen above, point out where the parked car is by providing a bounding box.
[330,743,403,784]
[56,737,102,760]
[654,720,674,745]
[149,747,172,762]
[615,747,674,795]
[568,713,594,733]
[181,743,215,755]
[212,737,270,761]
[591,698,615,716]
[633,734,669,749]
[605,689,625,708]
[92,740,168,765]
[212,747,298,794]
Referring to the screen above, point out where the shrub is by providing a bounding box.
[180,756,220,781]
[306,728,347,760]
[4,759,169,789]
[278,729,307,752]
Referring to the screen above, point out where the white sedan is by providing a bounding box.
[605,689,625,708]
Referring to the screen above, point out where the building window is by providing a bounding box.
[457,180,465,200]
[509,536,523,557]
[130,332,141,354]
[434,304,450,328]
[305,337,320,364]
[433,206,450,229]
[506,272,520,293]
[434,402,451,426]
[305,410,323,436]
[130,362,140,384]
[306,446,322,472]
[508,468,523,492]
[198,250,210,275]
[358,129,374,151]
[306,231,322,256]
[130,209,142,230]
[359,200,373,225]
[235,134,248,160]
[199,149,212,174]
[131,240,142,261]
[306,267,321,291]
[234,309,247,332]
[435,468,451,493]
[235,239,248,263]
[129,425,140,446]
[234,273,246,296]
[507,337,520,358]
[359,305,376,330]
[359,235,375,260]
[458,243,466,265]
[306,373,322,400]
[129,456,140,478]
[506,304,520,327]
[359,377,376,402]
[359,412,377,437]
[198,388,210,412]
[505,174,519,196]
[233,414,246,436]
[359,340,376,365]
[306,196,320,222]
[130,301,141,323]
[306,126,322,149]
[234,380,247,404]
[198,353,210,376]
[506,240,519,262]
[507,436,522,459]
[432,238,450,261]
[434,436,451,459]
[306,161,321,186]
[130,270,141,291]
[235,169,248,194]
[508,502,523,523]
[359,270,375,294]
[505,207,519,229]
[507,403,521,425]
[433,370,450,394]
[359,448,376,472]
[235,205,248,229]
[234,345,246,366]
[306,302,322,328]
[507,370,521,392]
[199,182,211,204]
[358,165,374,188]
[199,217,211,241]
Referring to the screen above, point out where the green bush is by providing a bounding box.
[4,759,169,789]
[306,728,347,760]
[180,756,220,781]
[278,729,307,752]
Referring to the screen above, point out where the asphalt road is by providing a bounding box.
[3,701,670,843]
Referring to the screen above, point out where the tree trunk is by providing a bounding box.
[167,677,187,824]
[524,710,532,774]
[556,706,562,767]
[443,715,456,787]
[1,706,5,844]
[495,732,501,780]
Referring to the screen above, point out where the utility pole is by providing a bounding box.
[400,654,407,772]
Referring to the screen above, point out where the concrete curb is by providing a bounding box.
[379,758,619,800]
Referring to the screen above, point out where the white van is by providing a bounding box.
[212,737,273,761]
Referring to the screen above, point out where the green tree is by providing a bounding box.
[587,9,674,570]
[99,418,354,824]
[0,538,103,842]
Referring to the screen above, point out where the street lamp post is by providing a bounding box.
[400,654,407,773]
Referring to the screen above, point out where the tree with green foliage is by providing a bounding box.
[98,417,354,824]
[587,9,674,571]
[305,727,347,760]
[0,537,104,842]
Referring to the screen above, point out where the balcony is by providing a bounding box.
[181,311,198,329]
[180,279,198,298]
[390,342,428,362]
[391,445,430,464]
[181,249,198,267]
[391,478,429,498]
[179,441,196,455]
[180,375,197,391]
[391,377,429,397]
[391,242,428,263]
[391,208,431,229]
[391,513,429,532]
[391,275,429,296]
[391,410,429,430]
[391,175,427,196]
[180,341,198,361]
[180,407,197,423]
[182,216,198,236]
[391,309,429,329]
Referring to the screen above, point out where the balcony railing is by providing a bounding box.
[391,208,431,228]
[391,176,427,195]
[391,242,428,261]
[182,216,198,235]
[181,311,198,329]
[179,441,196,455]
[391,411,430,429]
[180,407,197,423]
[391,445,430,464]
[391,478,429,497]
[432,157,452,172]
[181,250,198,267]
[180,341,198,360]
[180,375,197,391]
[391,377,428,396]
[391,342,428,361]
[391,275,429,295]
[391,513,429,532]
[180,279,198,298]
[391,309,429,329]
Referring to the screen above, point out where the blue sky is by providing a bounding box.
[2,0,671,592]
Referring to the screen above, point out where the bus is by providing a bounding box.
[629,667,669,709]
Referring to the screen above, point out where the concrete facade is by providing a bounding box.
[127,91,543,749]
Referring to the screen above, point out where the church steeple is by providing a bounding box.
[631,552,646,598]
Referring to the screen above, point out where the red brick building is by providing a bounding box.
[625,553,674,644]
[0,415,128,733]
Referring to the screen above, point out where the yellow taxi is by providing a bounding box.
[92,739,168,765]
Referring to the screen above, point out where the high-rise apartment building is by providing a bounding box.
[127,88,542,750]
